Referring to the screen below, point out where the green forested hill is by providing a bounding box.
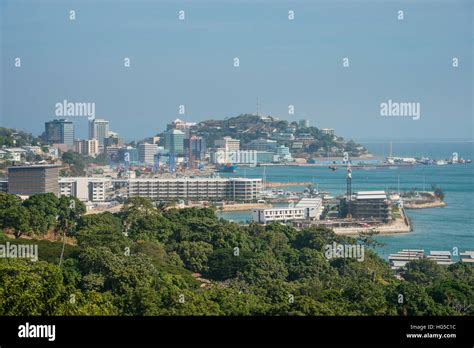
[193,114,368,157]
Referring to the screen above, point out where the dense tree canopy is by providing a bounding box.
[0,196,472,316]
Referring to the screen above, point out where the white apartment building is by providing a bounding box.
[124,177,262,202]
[252,197,323,224]
[59,177,112,202]
[215,136,240,152]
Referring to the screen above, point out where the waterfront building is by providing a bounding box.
[248,138,277,152]
[74,139,99,157]
[45,119,74,146]
[138,143,158,164]
[276,145,293,162]
[88,119,109,146]
[252,197,323,224]
[460,251,474,266]
[164,129,185,155]
[215,136,240,152]
[426,251,455,266]
[388,250,424,270]
[7,164,60,196]
[122,177,262,202]
[59,177,111,202]
[211,149,276,165]
[256,151,274,163]
[347,191,392,223]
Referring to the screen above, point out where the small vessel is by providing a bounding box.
[216,163,238,173]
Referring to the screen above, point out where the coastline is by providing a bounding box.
[404,201,446,209]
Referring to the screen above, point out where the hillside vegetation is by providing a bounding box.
[0,193,472,316]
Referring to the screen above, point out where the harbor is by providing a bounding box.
[220,141,473,260]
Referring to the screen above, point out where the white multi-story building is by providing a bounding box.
[252,197,323,224]
[215,136,240,152]
[59,177,111,202]
[138,143,158,164]
[122,177,262,202]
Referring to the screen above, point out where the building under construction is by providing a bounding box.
[350,191,392,223]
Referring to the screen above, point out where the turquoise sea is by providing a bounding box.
[219,142,474,259]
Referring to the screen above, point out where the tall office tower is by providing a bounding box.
[7,164,60,196]
[88,119,110,146]
[138,143,158,164]
[164,129,185,155]
[74,139,99,157]
[190,135,206,161]
[215,136,240,152]
[44,119,75,146]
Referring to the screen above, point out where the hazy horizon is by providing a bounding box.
[1,0,473,142]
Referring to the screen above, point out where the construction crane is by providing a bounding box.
[346,157,352,220]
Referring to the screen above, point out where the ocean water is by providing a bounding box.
[220,142,474,259]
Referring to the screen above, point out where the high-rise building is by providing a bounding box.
[215,136,240,151]
[88,119,110,146]
[190,135,206,161]
[7,165,60,196]
[164,129,185,155]
[138,143,158,164]
[74,139,99,157]
[45,119,74,146]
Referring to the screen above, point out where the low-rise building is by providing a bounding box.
[252,197,323,224]
[121,177,262,202]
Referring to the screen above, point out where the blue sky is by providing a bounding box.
[1,0,472,142]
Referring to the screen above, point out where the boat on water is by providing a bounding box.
[216,163,238,173]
